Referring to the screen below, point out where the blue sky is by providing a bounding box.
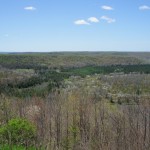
[0,0,150,52]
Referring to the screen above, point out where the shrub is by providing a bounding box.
[0,118,36,147]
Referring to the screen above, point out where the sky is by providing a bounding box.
[0,0,150,52]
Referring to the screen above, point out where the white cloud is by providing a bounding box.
[101,16,116,23]
[88,17,99,23]
[74,20,90,25]
[24,6,36,11]
[139,5,150,10]
[101,5,113,10]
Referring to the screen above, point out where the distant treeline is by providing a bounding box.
[0,54,48,70]
[0,52,145,69]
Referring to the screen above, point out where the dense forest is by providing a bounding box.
[0,52,150,150]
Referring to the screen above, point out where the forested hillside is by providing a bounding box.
[0,52,147,69]
[0,52,150,150]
